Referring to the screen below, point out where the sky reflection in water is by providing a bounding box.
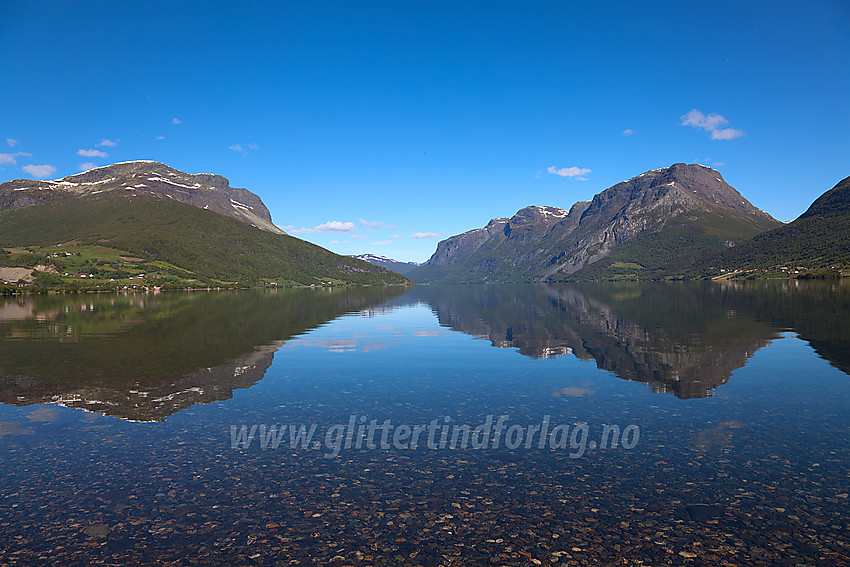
[1,282,848,565]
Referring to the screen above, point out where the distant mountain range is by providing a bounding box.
[410,163,785,283]
[0,161,409,288]
[349,254,421,275]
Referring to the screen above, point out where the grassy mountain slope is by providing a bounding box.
[559,208,779,281]
[0,194,408,287]
[689,175,850,277]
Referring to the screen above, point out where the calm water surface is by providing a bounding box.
[1,282,848,566]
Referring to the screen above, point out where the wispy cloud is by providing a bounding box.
[709,128,744,140]
[6,138,18,147]
[359,219,383,230]
[156,136,165,140]
[411,232,438,239]
[172,117,182,125]
[546,165,591,180]
[290,221,356,234]
[391,234,404,239]
[373,240,392,246]
[0,151,32,165]
[78,162,97,171]
[77,148,108,158]
[229,143,259,154]
[680,109,744,140]
[622,129,635,137]
[350,234,366,240]
[96,138,117,147]
[22,164,56,178]
[697,158,726,167]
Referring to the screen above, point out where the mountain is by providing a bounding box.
[694,175,850,277]
[410,163,781,283]
[0,160,283,234]
[349,254,421,275]
[0,161,409,288]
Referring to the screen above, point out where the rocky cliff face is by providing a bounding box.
[0,161,284,234]
[412,163,780,283]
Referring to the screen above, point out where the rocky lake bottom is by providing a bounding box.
[1,282,848,566]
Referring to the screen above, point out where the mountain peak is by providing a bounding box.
[411,162,781,283]
[799,175,850,219]
[1,161,283,234]
[595,163,774,221]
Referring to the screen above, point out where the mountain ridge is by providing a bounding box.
[0,161,410,288]
[411,163,781,283]
[348,254,421,276]
[0,160,284,234]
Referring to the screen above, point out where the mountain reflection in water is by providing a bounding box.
[1,280,848,422]
[406,283,778,398]
[0,287,406,421]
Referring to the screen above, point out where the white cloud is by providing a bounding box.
[359,219,383,230]
[411,232,438,239]
[391,234,404,239]
[373,240,392,246]
[78,162,97,171]
[681,109,727,130]
[22,164,56,178]
[681,109,744,140]
[0,152,32,165]
[77,148,108,158]
[156,136,165,140]
[290,221,356,234]
[547,165,591,180]
[172,117,182,125]
[622,129,635,137]
[350,234,366,240]
[6,138,18,147]
[230,143,259,154]
[710,128,745,140]
[96,138,117,147]
[316,221,355,232]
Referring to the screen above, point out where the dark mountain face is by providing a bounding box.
[0,161,284,234]
[411,163,780,283]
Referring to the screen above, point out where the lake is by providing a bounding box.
[1,282,849,566]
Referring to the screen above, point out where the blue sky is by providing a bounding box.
[1,1,848,262]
